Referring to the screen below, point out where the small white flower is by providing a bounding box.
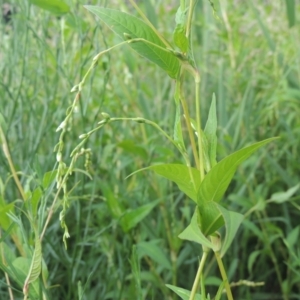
[56,120,66,132]
[101,112,110,119]
[56,152,62,162]
[70,85,78,93]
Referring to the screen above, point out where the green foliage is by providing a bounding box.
[179,209,214,249]
[166,284,201,300]
[29,0,70,15]
[218,205,244,256]
[120,199,160,232]
[197,138,278,205]
[131,164,200,202]
[84,6,180,78]
[173,6,189,53]
[137,240,172,270]
[285,0,296,27]
[203,94,217,171]
[0,1,299,299]
[23,227,42,299]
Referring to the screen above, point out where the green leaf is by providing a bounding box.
[248,250,261,273]
[120,199,160,232]
[198,202,224,237]
[84,6,180,78]
[204,94,217,170]
[0,112,8,134]
[29,0,70,15]
[188,116,213,173]
[197,138,278,205]
[137,240,172,270]
[99,182,125,218]
[0,242,17,268]
[285,0,296,28]
[41,259,49,289]
[173,25,188,53]
[130,245,142,300]
[0,199,15,231]
[42,170,57,189]
[201,132,211,173]
[214,281,226,300]
[143,0,157,27]
[117,140,148,160]
[178,209,213,249]
[65,14,88,32]
[217,205,244,256]
[173,6,188,53]
[166,284,201,300]
[23,229,42,297]
[10,257,40,299]
[173,82,186,151]
[242,219,264,241]
[28,188,42,218]
[284,226,300,249]
[130,164,200,202]
[270,183,300,204]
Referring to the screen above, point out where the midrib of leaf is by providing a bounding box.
[198,138,278,204]
[204,212,222,236]
[105,12,172,69]
[84,6,179,77]
[208,151,252,201]
[23,228,42,296]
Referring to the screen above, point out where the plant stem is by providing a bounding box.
[0,230,14,300]
[194,69,205,181]
[214,251,234,300]
[189,248,209,300]
[179,78,200,169]
[200,274,206,300]
[0,126,26,201]
[180,0,186,11]
[186,0,197,38]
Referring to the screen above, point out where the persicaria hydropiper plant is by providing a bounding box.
[55,1,277,299]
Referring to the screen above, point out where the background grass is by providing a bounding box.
[0,0,300,299]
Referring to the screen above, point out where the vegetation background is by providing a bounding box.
[0,0,299,299]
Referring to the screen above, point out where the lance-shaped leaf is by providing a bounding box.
[217,205,244,256]
[269,183,300,204]
[204,94,217,170]
[129,164,200,202]
[9,257,40,299]
[173,6,188,53]
[137,240,172,270]
[198,201,224,237]
[197,137,278,205]
[29,0,70,15]
[84,6,180,78]
[23,229,42,297]
[173,82,186,151]
[120,199,160,232]
[166,284,201,300]
[178,209,213,249]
